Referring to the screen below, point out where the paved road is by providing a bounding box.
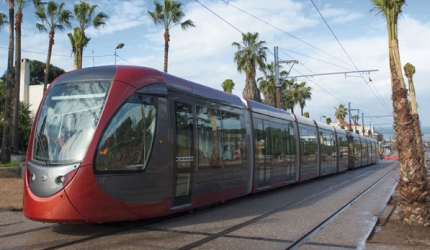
[1,161,399,250]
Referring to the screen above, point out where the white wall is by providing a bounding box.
[19,59,48,118]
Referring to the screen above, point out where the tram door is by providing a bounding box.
[172,102,194,208]
[254,118,271,188]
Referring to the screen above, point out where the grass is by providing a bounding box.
[0,161,24,168]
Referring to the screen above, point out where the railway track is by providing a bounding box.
[286,162,396,249]
[0,161,398,249]
[177,162,397,250]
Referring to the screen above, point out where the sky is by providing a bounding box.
[1,0,430,128]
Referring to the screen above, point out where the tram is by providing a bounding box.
[23,65,379,223]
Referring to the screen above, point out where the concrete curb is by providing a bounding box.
[0,165,23,178]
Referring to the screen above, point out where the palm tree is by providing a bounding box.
[232,32,267,102]
[222,79,235,93]
[334,103,348,127]
[325,117,332,125]
[257,62,288,108]
[293,81,312,116]
[11,0,32,154]
[73,1,108,69]
[403,63,417,115]
[148,0,195,73]
[372,0,428,226]
[1,0,14,163]
[351,114,360,133]
[257,62,276,107]
[34,1,73,92]
[404,63,425,170]
[282,78,297,113]
[68,27,90,70]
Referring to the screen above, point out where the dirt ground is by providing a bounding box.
[367,194,430,247]
[1,168,430,247]
[0,177,23,211]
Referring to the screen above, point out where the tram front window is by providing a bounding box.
[33,81,111,165]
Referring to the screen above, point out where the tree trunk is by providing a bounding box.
[404,66,424,168]
[11,9,22,154]
[78,44,83,69]
[242,72,261,102]
[73,49,79,70]
[408,77,418,115]
[265,95,276,108]
[390,39,430,226]
[412,114,425,166]
[44,30,54,92]
[1,0,14,163]
[163,30,169,73]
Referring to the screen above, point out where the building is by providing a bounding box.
[19,59,48,119]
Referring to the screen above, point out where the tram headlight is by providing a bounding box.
[56,175,65,184]
[58,169,78,187]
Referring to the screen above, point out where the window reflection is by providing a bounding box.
[197,106,221,169]
[33,81,110,164]
[95,95,157,171]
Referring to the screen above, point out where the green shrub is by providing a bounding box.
[0,101,33,153]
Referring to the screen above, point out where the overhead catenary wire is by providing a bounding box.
[310,0,391,114]
[279,47,353,72]
[196,0,392,122]
[0,0,393,124]
[195,0,243,34]
[218,0,356,69]
[280,44,392,124]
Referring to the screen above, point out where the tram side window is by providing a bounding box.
[175,102,194,171]
[271,123,284,163]
[299,126,317,163]
[319,131,326,158]
[95,95,157,172]
[338,134,348,157]
[254,119,265,159]
[285,122,296,160]
[197,106,221,169]
[265,122,272,159]
[285,122,296,181]
[354,138,361,158]
[322,131,336,157]
[221,111,244,164]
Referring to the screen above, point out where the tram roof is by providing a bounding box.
[56,65,244,109]
[245,99,293,121]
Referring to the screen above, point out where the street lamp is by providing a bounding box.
[114,43,124,65]
[320,115,326,122]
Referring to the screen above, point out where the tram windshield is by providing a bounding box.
[33,81,111,165]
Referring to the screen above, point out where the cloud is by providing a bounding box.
[1,0,430,127]
[85,0,149,36]
[318,4,364,24]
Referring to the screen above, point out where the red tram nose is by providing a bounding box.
[23,170,87,223]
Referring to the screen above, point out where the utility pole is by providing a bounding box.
[274,46,298,109]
